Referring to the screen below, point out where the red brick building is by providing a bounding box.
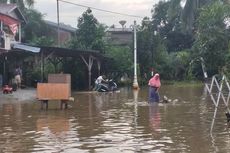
[44,20,76,46]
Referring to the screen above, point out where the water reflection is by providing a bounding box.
[0,103,24,153]
[36,117,70,135]
[34,114,80,152]
[133,89,138,128]
[149,103,161,132]
[94,93,104,111]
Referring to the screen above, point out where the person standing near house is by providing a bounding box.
[14,66,22,89]
[148,73,161,102]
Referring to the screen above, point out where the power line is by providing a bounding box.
[58,0,144,19]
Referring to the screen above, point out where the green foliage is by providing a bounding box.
[22,9,52,44]
[224,58,230,78]
[181,0,213,33]
[29,36,54,46]
[166,31,194,52]
[104,46,133,78]
[69,8,106,52]
[139,1,193,81]
[142,0,230,81]
[158,51,190,80]
[151,1,171,32]
[137,25,154,74]
[151,0,193,52]
[193,1,230,76]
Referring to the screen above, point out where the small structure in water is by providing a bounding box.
[37,74,74,110]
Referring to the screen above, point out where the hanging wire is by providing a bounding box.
[59,0,144,19]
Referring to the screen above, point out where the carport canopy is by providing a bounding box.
[0,44,107,90]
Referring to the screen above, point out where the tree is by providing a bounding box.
[22,9,53,45]
[104,46,133,79]
[70,8,106,52]
[151,0,194,52]
[192,1,230,76]
[181,0,216,34]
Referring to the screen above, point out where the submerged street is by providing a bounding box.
[0,85,230,153]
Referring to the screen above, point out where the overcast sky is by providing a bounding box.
[34,0,160,28]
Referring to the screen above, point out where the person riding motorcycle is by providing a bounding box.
[94,75,107,91]
[94,75,118,92]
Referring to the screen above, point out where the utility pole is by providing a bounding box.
[133,20,139,89]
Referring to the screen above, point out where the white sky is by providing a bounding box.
[34,0,160,28]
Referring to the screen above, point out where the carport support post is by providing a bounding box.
[81,55,94,90]
[97,60,101,76]
[19,23,21,42]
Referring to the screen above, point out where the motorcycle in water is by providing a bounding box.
[97,80,118,92]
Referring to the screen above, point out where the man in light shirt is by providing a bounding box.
[94,75,107,91]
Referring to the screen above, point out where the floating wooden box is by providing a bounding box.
[37,83,70,100]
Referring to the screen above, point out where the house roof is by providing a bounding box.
[12,43,40,53]
[106,27,133,33]
[39,46,105,59]
[1,43,105,59]
[0,3,26,23]
[45,20,76,33]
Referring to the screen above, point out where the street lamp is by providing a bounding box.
[132,19,151,89]
[133,20,139,89]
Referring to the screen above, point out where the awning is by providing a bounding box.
[12,43,40,53]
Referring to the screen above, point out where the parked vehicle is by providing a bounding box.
[3,85,13,94]
[97,80,118,92]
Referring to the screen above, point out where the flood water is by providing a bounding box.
[0,85,230,153]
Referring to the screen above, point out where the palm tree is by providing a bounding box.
[11,0,34,10]
[181,0,215,33]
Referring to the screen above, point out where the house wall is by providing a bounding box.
[107,32,133,46]
[105,28,133,46]
[46,27,74,46]
[59,29,73,46]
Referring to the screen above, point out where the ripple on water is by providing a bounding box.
[2,86,229,152]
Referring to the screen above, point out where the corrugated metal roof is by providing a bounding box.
[0,4,17,15]
[0,3,26,23]
[12,43,40,53]
[1,42,105,59]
